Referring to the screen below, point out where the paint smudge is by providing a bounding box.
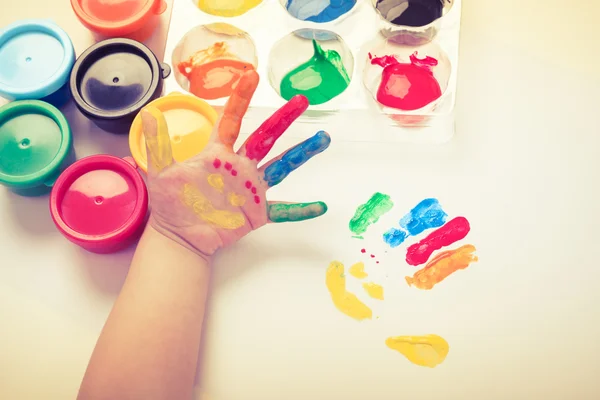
[207,173,225,193]
[268,202,328,223]
[254,195,260,204]
[285,0,357,23]
[375,0,444,27]
[406,216,470,266]
[349,262,368,279]
[213,158,222,168]
[280,40,350,105]
[142,107,173,174]
[326,261,372,321]
[227,192,246,207]
[263,131,331,187]
[177,42,255,100]
[363,282,384,300]
[182,184,246,229]
[352,236,364,239]
[386,334,449,368]
[370,52,441,110]
[196,0,262,17]
[383,198,447,247]
[349,192,394,235]
[406,244,478,290]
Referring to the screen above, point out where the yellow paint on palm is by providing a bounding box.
[197,0,262,17]
[207,173,225,193]
[326,261,372,321]
[227,192,246,206]
[362,282,384,300]
[349,262,368,279]
[182,184,245,229]
[385,335,449,368]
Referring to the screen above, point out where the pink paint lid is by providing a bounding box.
[50,155,148,248]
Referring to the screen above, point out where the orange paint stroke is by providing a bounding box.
[177,42,256,100]
[405,244,478,290]
[217,71,258,148]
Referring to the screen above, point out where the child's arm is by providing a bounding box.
[77,71,331,400]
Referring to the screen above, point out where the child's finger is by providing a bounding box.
[214,70,259,150]
[238,95,309,162]
[141,107,174,175]
[259,131,331,187]
[267,201,328,223]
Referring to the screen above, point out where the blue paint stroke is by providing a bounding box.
[286,0,357,23]
[383,198,447,248]
[263,131,331,187]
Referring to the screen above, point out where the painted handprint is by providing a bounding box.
[141,71,331,259]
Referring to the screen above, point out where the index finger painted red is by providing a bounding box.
[216,70,259,149]
[239,95,309,162]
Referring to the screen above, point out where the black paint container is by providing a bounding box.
[70,38,171,134]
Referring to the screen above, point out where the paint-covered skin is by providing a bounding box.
[280,40,351,105]
[286,0,357,23]
[375,0,444,27]
[326,261,373,321]
[363,282,384,300]
[139,71,331,258]
[370,52,442,110]
[349,261,368,279]
[406,244,478,290]
[406,216,470,265]
[196,0,262,17]
[385,334,449,367]
[349,192,394,235]
[383,197,447,247]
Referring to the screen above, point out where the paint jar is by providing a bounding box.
[0,20,75,107]
[268,29,354,106]
[49,155,149,254]
[280,0,358,24]
[363,38,451,125]
[129,92,218,173]
[0,100,74,196]
[191,0,263,17]
[372,0,455,45]
[71,0,167,42]
[172,23,258,101]
[70,38,171,135]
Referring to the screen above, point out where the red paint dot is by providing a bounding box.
[361,249,366,253]
[245,181,252,189]
[370,254,375,258]
[254,196,260,204]
[213,159,221,168]
[376,261,380,264]
[251,187,257,194]
[231,169,238,176]
[224,162,232,170]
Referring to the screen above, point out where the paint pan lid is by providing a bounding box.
[129,92,218,173]
[0,100,72,189]
[49,155,148,246]
[0,19,75,101]
[70,0,167,37]
[70,38,171,120]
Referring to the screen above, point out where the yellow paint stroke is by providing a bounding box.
[197,0,262,17]
[362,282,384,300]
[326,261,372,321]
[406,244,478,290]
[349,262,368,279]
[182,184,245,230]
[385,335,449,368]
[142,107,173,173]
[207,173,225,193]
[227,192,246,207]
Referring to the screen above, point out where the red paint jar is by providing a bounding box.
[50,155,148,254]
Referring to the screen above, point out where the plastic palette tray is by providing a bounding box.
[164,0,462,143]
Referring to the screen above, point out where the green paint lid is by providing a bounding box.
[0,100,72,189]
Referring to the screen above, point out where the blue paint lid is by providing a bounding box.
[0,20,75,101]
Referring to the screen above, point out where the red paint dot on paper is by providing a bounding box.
[254,196,260,204]
[245,181,252,189]
[213,159,221,168]
[251,187,257,194]
[231,169,238,176]
[361,249,366,253]
[370,254,375,258]
[224,162,232,170]
[376,261,380,264]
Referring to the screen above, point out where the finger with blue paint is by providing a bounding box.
[260,130,331,187]
[267,201,328,223]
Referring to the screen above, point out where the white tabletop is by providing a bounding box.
[2,1,600,399]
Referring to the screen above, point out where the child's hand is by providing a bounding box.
[141,71,331,259]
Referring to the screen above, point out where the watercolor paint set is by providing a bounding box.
[165,0,462,143]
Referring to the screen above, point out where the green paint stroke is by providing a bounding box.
[349,193,394,235]
[280,39,351,105]
[268,201,328,223]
